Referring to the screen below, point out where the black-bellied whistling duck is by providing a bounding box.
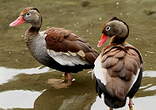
[93,17,143,110]
[9,7,98,88]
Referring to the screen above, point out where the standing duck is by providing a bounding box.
[93,17,143,110]
[9,7,98,87]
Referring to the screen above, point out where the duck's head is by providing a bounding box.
[97,17,129,47]
[9,7,42,27]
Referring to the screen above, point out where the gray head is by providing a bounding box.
[9,7,42,27]
[103,17,129,38]
[97,17,129,47]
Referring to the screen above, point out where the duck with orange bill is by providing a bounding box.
[93,17,143,110]
[9,7,98,88]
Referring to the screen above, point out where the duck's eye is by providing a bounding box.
[105,26,111,31]
[26,13,31,17]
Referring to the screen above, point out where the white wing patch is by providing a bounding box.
[93,55,107,85]
[47,49,89,66]
[128,68,141,92]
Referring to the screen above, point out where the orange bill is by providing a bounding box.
[97,34,108,47]
[9,16,25,27]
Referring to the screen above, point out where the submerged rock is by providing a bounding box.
[81,0,90,7]
[144,9,156,16]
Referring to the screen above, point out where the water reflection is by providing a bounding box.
[0,66,96,109]
[0,90,43,109]
[0,66,53,84]
[91,95,156,110]
[34,87,95,110]
[144,86,156,91]
[0,67,155,110]
[91,70,156,110]
[143,71,156,77]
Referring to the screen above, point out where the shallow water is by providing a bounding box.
[0,67,155,110]
[0,66,51,84]
[0,0,156,110]
[91,71,156,110]
[0,90,43,109]
[91,95,156,110]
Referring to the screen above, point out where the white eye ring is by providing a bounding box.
[105,26,111,31]
[26,13,31,17]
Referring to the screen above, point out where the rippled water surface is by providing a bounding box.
[0,0,156,110]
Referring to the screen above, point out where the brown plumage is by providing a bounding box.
[94,17,143,110]
[9,7,98,88]
[45,27,98,63]
[101,44,142,99]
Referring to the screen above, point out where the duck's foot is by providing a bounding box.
[129,107,134,110]
[128,98,134,110]
[47,78,72,89]
[47,72,74,89]
[109,108,113,110]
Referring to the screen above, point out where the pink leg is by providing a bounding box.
[47,72,73,89]
[128,98,134,110]
[64,72,73,85]
[109,108,113,110]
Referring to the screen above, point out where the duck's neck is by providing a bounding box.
[110,25,129,45]
[110,28,129,45]
[110,36,127,45]
[25,16,42,39]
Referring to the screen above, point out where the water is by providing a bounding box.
[91,71,156,110]
[91,95,156,110]
[0,67,155,110]
[0,0,156,110]
[0,66,51,84]
[0,66,96,110]
[0,90,43,109]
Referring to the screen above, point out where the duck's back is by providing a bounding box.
[94,44,143,108]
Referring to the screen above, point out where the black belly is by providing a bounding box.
[34,54,94,73]
[127,68,143,98]
[95,68,143,108]
[96,79,126,108]
[27,36,95,73]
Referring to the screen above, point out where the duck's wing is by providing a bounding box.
[45,27,98,66]
[94,45,143,100]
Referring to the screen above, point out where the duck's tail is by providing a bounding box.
[96,79,126,108]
